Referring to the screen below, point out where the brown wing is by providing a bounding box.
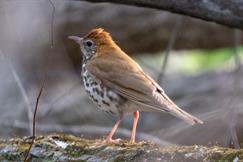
[86,52,203,124]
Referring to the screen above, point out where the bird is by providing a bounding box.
[68,28,203,144]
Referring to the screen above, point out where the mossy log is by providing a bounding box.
[0,134,242,162]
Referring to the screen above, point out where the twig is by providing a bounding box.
[23,81,45,162]
[0,51,33,134]
[23,1,55,161]
[8,60,33,134]
[136,57,160,75]
[40,81,83,117]
[224,29,242,149]
[157,16,182,83]
[233,29,242,70]
[49,0,55,48]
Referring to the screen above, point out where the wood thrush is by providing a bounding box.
[69,28,203,144]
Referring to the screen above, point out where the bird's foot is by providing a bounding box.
[130,139,135,144]
[103,138,121,144]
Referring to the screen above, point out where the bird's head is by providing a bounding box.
[69,28,118,61]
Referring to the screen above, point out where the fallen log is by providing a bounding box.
[0,134,242,161]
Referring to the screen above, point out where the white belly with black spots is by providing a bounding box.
[82,67,120,115]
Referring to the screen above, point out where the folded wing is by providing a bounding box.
[86,52,203,125]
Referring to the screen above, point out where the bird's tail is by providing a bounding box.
[154,92,203,125]
[168,104,203,125]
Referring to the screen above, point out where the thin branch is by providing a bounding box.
[23,1,55,161]
[233,29,242,70]
[224,29,242,149]
[49,0,55,48]
[157,16,182,83]
[23,81,45,162]
[0,51,33,134]
[136,57,160,75]
[74,0,243,29]
[39,81,83,118]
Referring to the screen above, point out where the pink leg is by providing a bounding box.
[105,114,124,143]
[130,111,139,143]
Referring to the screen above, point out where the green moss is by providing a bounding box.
[210,148,243,161]
[0,134,243,162]
[65,145,84,157]
[1,153,21,161]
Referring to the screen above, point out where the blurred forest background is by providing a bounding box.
[0,0,243,149]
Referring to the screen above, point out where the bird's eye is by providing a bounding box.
[86,40,93,47]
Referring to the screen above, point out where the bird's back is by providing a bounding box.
[82,28,203,124]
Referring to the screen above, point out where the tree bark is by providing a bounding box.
[0,134,242,162]
[74,0,243,30]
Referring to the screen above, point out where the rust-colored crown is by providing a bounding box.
[84,28,116,47]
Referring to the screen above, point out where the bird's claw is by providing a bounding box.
[103,138,121,144]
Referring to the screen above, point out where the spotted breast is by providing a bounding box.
[82,64,122,115]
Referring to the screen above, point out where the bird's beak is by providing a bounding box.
[68,36,83,44]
